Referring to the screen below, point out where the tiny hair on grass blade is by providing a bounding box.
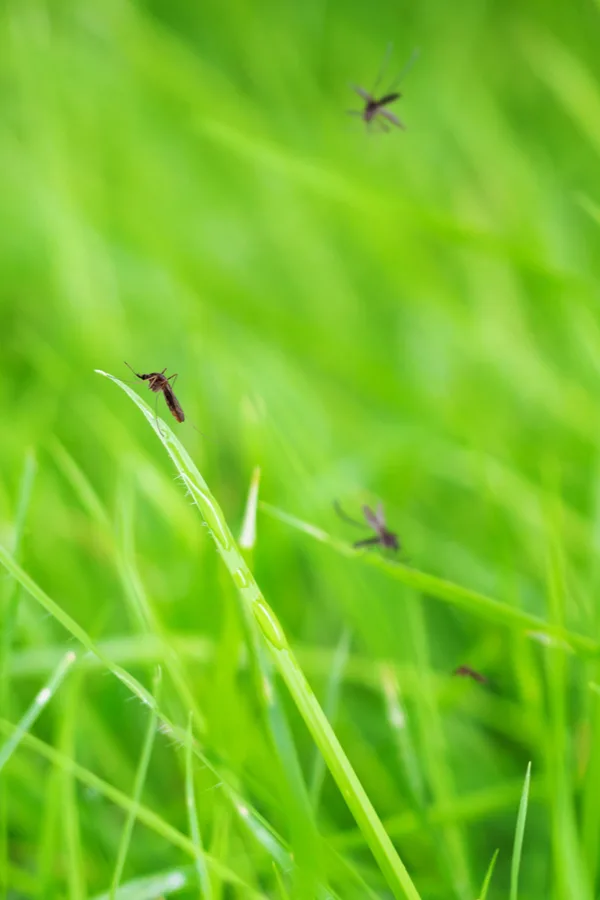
[96,369,423,900]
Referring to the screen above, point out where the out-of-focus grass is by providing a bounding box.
[2,0,600,896]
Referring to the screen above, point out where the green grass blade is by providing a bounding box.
[477,848,499,900]
[380,665,426,810]
[309,628,352,810]
[239,466,261,550]
[0,719,267,899]
[0,650,76,773]
[110,668,162,900]
[0,449,37,900]
[59,668,87,900]
[97,369,422,900]
[185,712,213,900]
[237,467,324,891]
[272,862,291,900]
[259,503,599,656]
[93,866,192,899]
[0,544,156,709]
[510,762,532,900]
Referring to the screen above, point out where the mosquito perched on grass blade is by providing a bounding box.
[348,44,419,132]
[124,361,185,423]
[334,500,400,551]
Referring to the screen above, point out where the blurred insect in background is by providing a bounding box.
[334,500,400,551]
[348,44,419,132]
[124,361,185,423]
[453,665,488,685]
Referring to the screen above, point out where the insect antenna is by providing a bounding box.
[123,360,140,378]
[387,46,420,93]
[118,360,143,385]
[371,41,393,96]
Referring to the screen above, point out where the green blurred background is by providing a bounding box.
[3,0,600,897]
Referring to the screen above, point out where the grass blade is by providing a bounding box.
[110,669,162,899]
[185,712,213,900]
[259,504,599,656]
[239,466,261,550]
[0,718,267,899]
[309,629,352,810]
[0,651,76,773]
[510,762,532,900]
[97,369,422,900]
[477,848,499,900]
[0,449,37,900]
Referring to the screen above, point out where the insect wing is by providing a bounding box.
[379,108,405,129]
[362,504,383,530]
[164,386,185,423]
[351,84,373,103]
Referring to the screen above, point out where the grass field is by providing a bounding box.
[2,0,600,897]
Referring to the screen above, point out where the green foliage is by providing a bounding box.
[1,0,600,896]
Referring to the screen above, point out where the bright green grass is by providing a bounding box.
[2,0,600,896]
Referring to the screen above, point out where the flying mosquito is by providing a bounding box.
[334,500,400,551]
[124,361,185,423]
[348,44,419,132]
[453,665,488,685]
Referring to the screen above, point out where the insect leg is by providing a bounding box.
[333,501,366,529]
[152,391,166,438]
[388,47,421,93]
[353,537,382,549]
[371,42,393,96]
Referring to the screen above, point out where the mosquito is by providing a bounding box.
[124,361,185,423]
[348,44,419,132]
[453,665,488,685]
[334,500,400,551]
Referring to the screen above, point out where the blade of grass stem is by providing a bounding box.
[477,848,499,900]
[0,651,76,773]
[0,449,37,900]
[510,762,531,900]
[110,668,162,899]
[185,712,212,900]
[97,369,423,900]
[309,629,351,810]
[259,503,599,657]
[0,718,267,899]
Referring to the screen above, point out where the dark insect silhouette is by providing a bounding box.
[334,500,400,551]
[348,44,419,132]
[124,361,185,423]
[453,665,487,685]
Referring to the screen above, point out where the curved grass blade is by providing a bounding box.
[97,369,423,900]
[0,718,267,899]
[259,504,599,657]
[0,506,326,891]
